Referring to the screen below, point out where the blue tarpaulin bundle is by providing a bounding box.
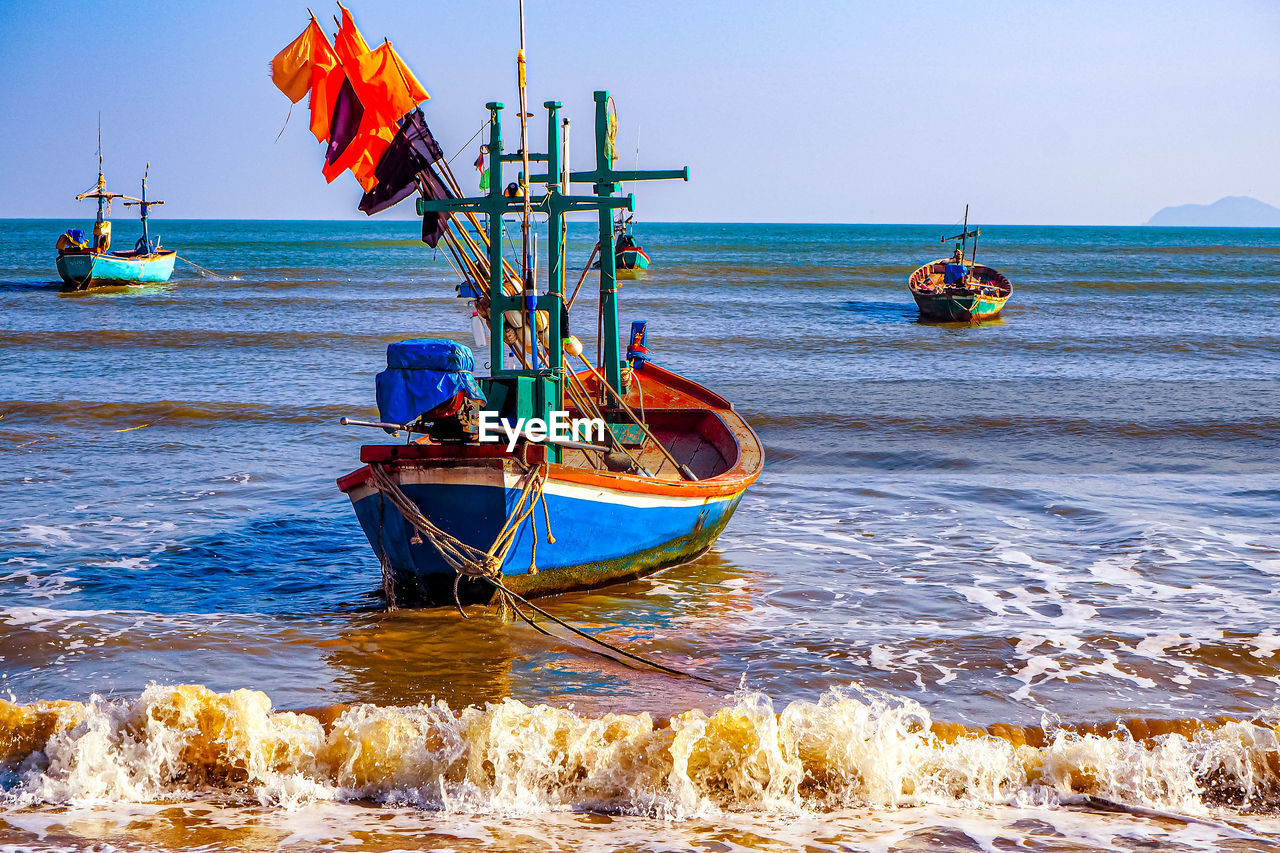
[944,263,968,285]
[375,338,485,429]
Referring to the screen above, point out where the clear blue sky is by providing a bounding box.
[0,0,1276,224]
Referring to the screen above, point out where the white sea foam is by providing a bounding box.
[87,556,150,572]
[11,525,74,546]
[0,607,113,629]
[1250,559,1280,575]
[3,683,1277,830]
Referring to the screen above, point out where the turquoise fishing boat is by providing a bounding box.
[56,249,176,290]
[591,217,651,272]
[614,213,650,271]
[908,206,1012,322]
[615,233,651,271]
[56,145,175,291]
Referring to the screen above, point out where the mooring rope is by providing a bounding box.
[481,576,713,683]
[176,255,230,280]
[366,460,708,681]
[72,254,98,289]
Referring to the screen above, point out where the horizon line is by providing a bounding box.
[3,217,1278,229]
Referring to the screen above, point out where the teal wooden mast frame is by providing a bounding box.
[418,90,687,458]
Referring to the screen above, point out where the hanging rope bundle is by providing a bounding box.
[604,96,618,164]
[367,460,546,591]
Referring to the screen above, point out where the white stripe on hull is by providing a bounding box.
[345,464,739,510]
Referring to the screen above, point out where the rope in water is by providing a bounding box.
[366,461,708,681]
[176,255,229,280]
[482,578,712,683]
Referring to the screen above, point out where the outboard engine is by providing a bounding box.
[375,339,486,442]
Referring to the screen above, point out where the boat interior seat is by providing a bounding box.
[559,408,734,481]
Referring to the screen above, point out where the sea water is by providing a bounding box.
[1,219,1278,850]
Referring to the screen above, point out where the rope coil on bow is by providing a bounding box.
[367,460,545,584]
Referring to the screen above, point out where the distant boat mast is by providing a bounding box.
[941,204,982,265]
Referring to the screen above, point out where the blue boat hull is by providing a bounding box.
[345,461,744,604]
[56,250,176,290]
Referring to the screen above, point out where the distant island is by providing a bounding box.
[1145,196,1280,227]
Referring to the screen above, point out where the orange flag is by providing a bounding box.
[312,2,375,150]
[324,123,393,188]
[349,127,397,190]
[270,17,335,104]
[349,42,429,128]
[388,45,429,106]
[322,4,382,185]
[308,58,344,143]
[334,3,371,64]
[319,5,430,190]
[323,51,429,187]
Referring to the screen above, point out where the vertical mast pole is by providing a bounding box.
[96,117,106,225]
[561,117,570,298]
[962,204,969,262]
[485,103,505,378]
[593,90,623,396]
[140,166,149,251]
[544,101,563,383]
[544,101,565,463]
[517,0,537,369]
[561,119,570,195]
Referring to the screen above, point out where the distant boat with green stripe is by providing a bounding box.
[908,207,1012,322]
[614,211,650,271]
[615,235,650,271]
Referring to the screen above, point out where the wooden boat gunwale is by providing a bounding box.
[56,247,177,262]
[339,361,762,502]
[908,257,1011,298]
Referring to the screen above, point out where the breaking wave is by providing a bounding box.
[2,685,1278,818]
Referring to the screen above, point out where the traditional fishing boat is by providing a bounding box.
[337,357,760,604]
[56,139,174,291]
[908,207,1011,322]
[614,215,650,271]
[590,215,651,273]
[272,5,761,607]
